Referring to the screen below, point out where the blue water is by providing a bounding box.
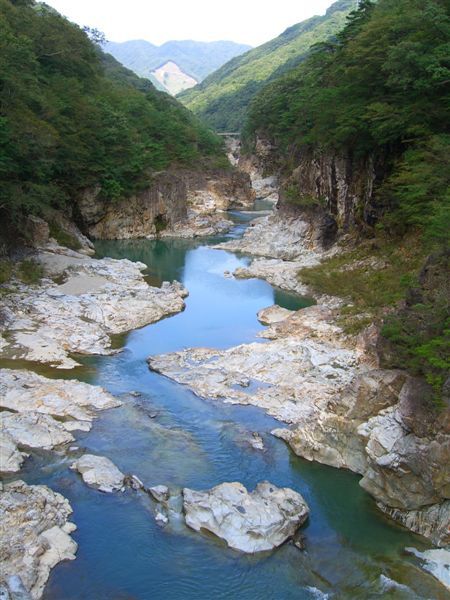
[11,212,446,599]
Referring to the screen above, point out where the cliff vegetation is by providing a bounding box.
[0,0,227,239]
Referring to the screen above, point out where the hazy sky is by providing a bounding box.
[45,0,337,46]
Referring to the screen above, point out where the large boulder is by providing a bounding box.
[0,480,77,599]
[71,454,125,493]
[183,481,309,553]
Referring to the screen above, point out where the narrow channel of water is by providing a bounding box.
[12,210,446,599]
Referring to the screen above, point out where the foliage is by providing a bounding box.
[298,234,425,333]
[283,181,325,210]
[0,0,225,232]
[380,252,449,404]
[17,258,44,284]
[48,222,81,250]
[179,0,357,131]
[154,214,168,234]
[245,0,450,242]
[0,258,12,283]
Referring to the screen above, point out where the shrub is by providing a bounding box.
[18,259,44,284]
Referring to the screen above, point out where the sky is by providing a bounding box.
[45,0,337,46]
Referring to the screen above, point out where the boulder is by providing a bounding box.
[148,485,170,503]
[71,454,125,493]
[257,305,294,325]
[0,432,28,473]
[183,481,309,553]
[0,480,77,599]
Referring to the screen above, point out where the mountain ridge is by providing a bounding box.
[103,38,252,94]
[178,0,357,131]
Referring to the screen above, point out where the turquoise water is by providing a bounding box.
[13,212,447,599]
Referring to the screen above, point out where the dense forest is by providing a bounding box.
[0,0,226,234]
[179,0,357,131]
[244,0,449,402]
[245,0,449,242]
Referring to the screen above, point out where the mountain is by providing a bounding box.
[178,0,357,131]
[0,0,227,235]
[103,39,252,95]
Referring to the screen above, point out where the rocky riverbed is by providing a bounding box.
[0,237,188,597]
[150,307,449,552]
[0,242,187,369]
[1,208,449,597]
[150,212,450,554]
[0,480,77,600]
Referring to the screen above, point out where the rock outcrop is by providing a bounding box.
[242,135,383,231]
[71,454,125,493]
[76,169,254,240]
[0,480,77,599]
[0,245,187,368]
[214,212,340,303]
[405,547,450,591]
[183,481,309,553]
[149,303,450,546]
[0,369,121,472]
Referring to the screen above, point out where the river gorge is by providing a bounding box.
[1,204,448,600]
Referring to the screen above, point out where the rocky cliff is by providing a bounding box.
[241,137,387,240]
[76,169,254,240]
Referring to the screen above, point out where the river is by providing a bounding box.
[12,208,444,599]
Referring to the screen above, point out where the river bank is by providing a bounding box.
[0,208,449,599]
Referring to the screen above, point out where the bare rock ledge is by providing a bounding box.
[0,480,77,600]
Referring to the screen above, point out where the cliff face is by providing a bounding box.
[245,137,386,236]
[76,169,254,240]
[280,150,384,229]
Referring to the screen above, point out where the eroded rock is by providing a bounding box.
[183,481,309,553]
[70,454,125,493]
[0,369,121,472]
[0,247,187,368]
[0,480,77,600]
[406,547,450,591]
[149,299,450,546]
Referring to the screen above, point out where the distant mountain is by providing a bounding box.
[103,39,252,95]
[178,0,357,131]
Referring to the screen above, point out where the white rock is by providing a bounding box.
[183,481,309,553]
[1,411,74,450]
[406,547,450,591]
[148,485,170,503]
[0,369,120,425]
[0,248,187,368]
[249,432,265,451]
[257,305,294,325]
[0,432,28,473]
[0,480,77,600]
[0,369,122,472]
[214,213,320,261]
[155,511,169,526]
[71,454,125,493]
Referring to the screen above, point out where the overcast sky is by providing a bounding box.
[45,0,337,46]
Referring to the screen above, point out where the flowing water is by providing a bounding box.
[9,209,447,599]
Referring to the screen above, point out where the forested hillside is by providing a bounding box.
[0,0,226,235]
[244,0,450,402]
[245,0,449,244]
[178,0,357,131]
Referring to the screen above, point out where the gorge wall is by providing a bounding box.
[241,137,387,241]
[76,169,254,240]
